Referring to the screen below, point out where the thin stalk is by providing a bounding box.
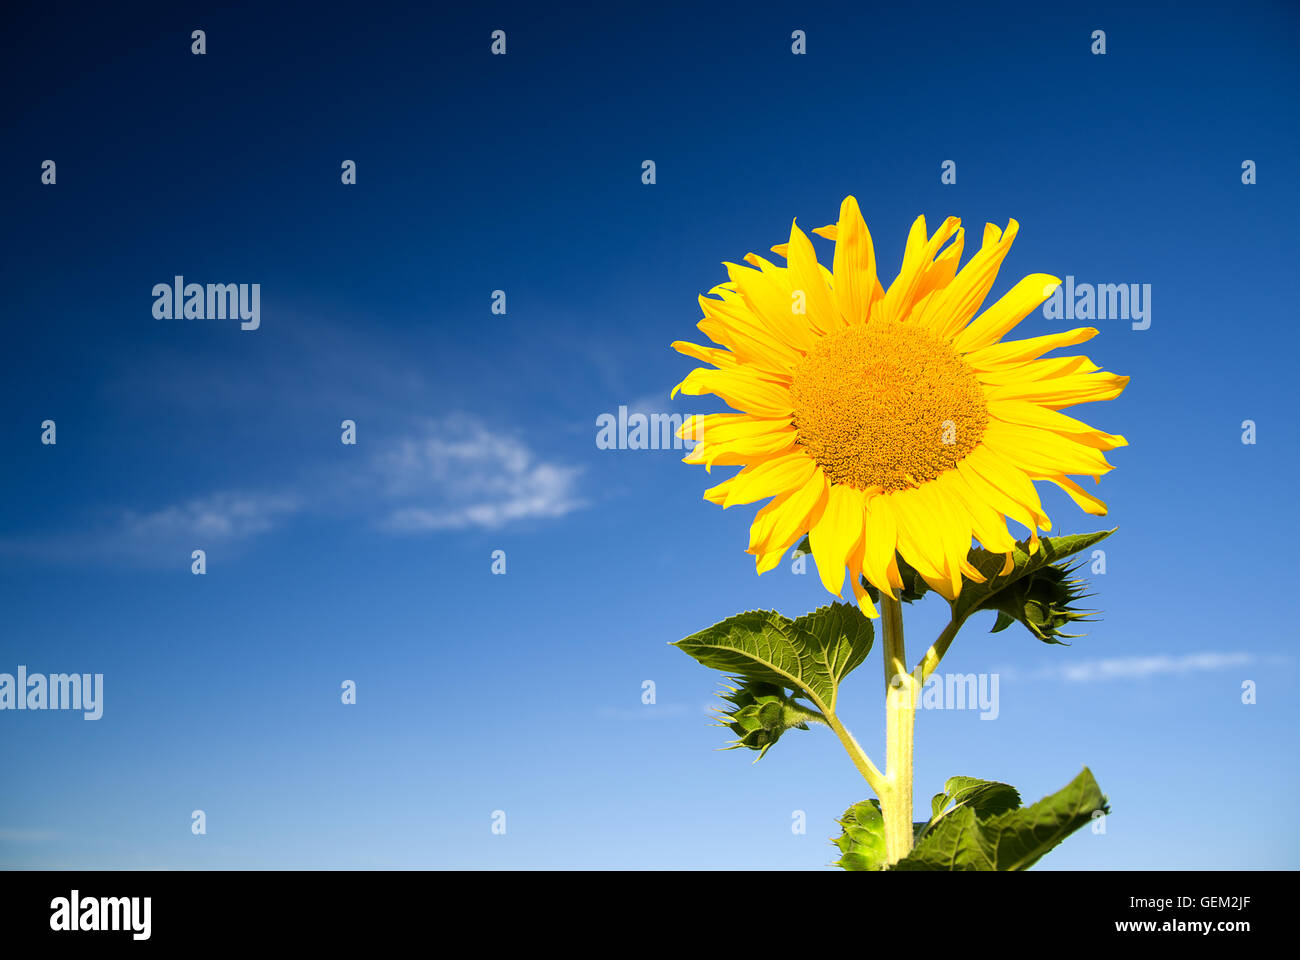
[913,613,967,684]
[823,710,887,799]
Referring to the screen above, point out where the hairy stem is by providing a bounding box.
[881,595,915,863]
[913,613,967,684]
[824,710,887,799]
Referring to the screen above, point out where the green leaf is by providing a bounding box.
[920,776,1022,839]
[832,799,888,871]
[940,777,1022,817]
[672,603,872,714]
[951,530,1113,643]
[714,680,824,760]
[892,768,1109,871]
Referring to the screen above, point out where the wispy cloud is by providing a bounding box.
[0,416,586,566]
[0,490,303,565]
[120,491,302,542]
[375,418,585,531]
[6,320,591,565]
[624,390,678,420]
[1026,652,1258,683]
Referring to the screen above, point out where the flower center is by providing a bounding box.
[789,321,988,492]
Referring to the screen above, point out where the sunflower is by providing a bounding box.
[671,197,1128,618]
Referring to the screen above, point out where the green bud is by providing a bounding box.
[714,680,824,760]
[832,799,888,871]
[980,560,1096,644]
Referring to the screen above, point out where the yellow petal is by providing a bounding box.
[1044,475,1110,516]
[881,215,962,325]
[964,445,1051,532]
[747,467,829,556]
[987,399,1126,450]
[682,413,794,443]
[911,228,966,312]
[670,339,771,377]
[982,421,1116,478]
[829,196,880,326]
[786,219,840,334]
[724,261,817,354]
[755,546,788,575]
[983,372,1130,409]
[914,479,971,598]
[697,295,801,374]
[952,274,1061,353]
[672,368,793,417]
[703,475,736,505]
[684,431,797,471]
[955,456,1037,539]
[862,493,901,598]
[887,487,952,597]
[940,469,1018,554]
[925,220,1020,340]
[808,483,866,596]
[965,327,1098,369]
[722,451,817,507]
[849,540,879,619]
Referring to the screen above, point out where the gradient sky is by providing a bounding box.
[2,0,1297,869]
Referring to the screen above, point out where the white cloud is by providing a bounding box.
[0,491,303,565]
[0,417,585,566]
[120,491,302,542]
[1043,652,1256,683]
[375,418,585,532]
[624,390,678,420]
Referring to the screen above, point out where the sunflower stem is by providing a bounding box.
[881,595,916,864]
[823,711,887,799]
[913,614,967,684]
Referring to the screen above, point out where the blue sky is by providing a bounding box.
[2,0,1297,869]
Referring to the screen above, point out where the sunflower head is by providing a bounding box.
[673,197,1128,618]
